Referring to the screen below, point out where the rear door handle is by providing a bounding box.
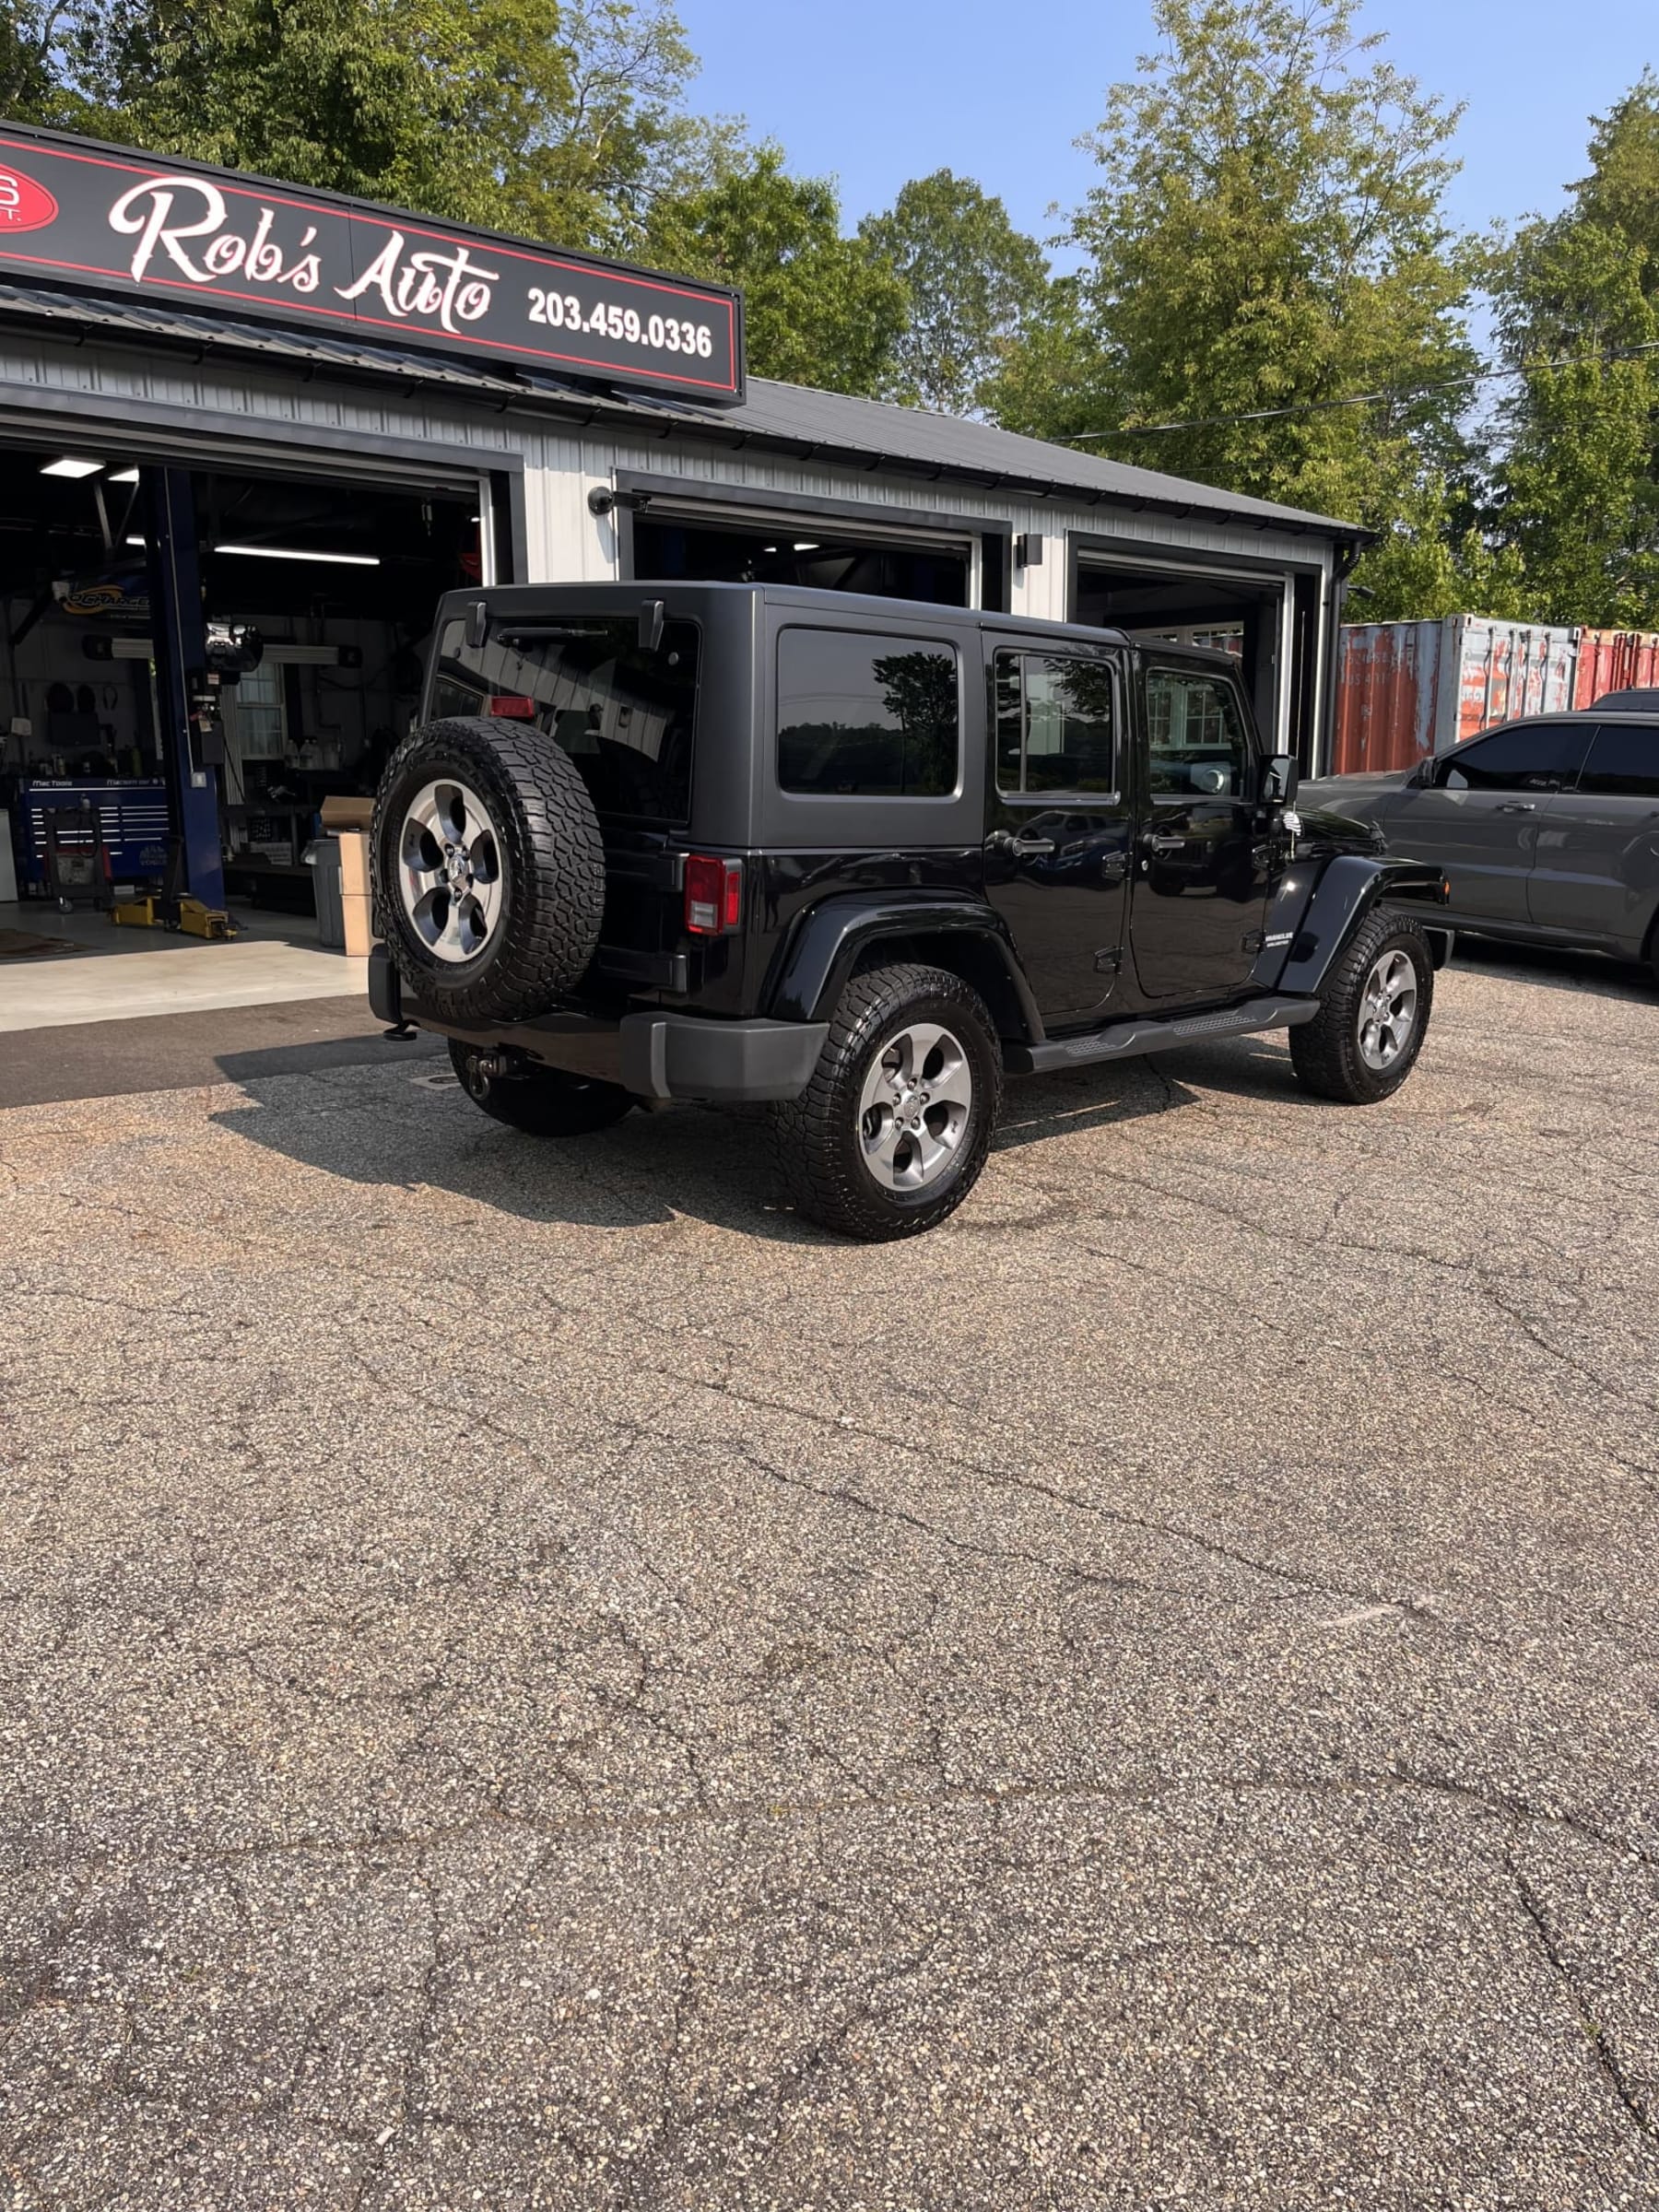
[1496,801,1536,814]
[1010,834,1054,855]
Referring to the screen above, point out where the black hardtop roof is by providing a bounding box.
[453,578,1241,667]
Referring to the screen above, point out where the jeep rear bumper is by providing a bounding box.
[370,946,828,1103]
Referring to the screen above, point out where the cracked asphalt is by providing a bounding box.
[3,943,1657,2210]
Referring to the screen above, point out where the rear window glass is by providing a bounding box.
[777,628,959,797]
[1579,721,1659,798]
[429,617,698,822]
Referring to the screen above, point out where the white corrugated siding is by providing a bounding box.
[0,331,1335,747]
[0,334,1328,562]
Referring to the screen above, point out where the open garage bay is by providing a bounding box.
[2,949,1656,2209]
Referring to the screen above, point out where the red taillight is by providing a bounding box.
[683,853,742,935]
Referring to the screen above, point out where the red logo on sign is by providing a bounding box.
[0,166,57,232]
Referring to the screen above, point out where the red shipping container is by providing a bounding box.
[1333,617,1578,774]
[1571,629,1659,708]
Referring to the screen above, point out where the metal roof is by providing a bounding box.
[0,279,1360,540]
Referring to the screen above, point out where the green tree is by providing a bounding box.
[10,0,723,249]
[1576,69,1659,287]
[993,0,1478,600]
[1486,213,1659,627]
[1,0,108,124]
[643,145,907,394]
[858,170,1050,416]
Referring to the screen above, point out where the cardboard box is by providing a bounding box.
[337,829,371,898]
[341,888,374,958]
[319,795,374,833]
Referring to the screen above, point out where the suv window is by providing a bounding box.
[993,651,1118,795]
[429,616,698,823]
[1146,669,1250,798]
[777,629,959,797]
[1433,721,1591,793]
[1578,721,1659,798]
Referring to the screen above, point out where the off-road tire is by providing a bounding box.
[1289,910,1433,1104]
[448,1041,633,1136]
[372,716,605,1026]
[769,962,1003,1241]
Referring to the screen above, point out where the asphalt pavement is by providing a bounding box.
[2,942,1656,2209]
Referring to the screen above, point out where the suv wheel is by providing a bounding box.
[1289,911,1433,1103]
[371,715,606,1026]
[770,963,1003,1241]
[449,1041,633,1136]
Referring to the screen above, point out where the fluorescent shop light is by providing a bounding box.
[125,535,147,547]
[793,540,819,551]
[41,456,104,478]
[213,543,380,567]
[109,467,141,484]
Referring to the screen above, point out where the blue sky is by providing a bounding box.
[676,0,1656,262]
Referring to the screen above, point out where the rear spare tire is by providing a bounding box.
[371,715,605,1025]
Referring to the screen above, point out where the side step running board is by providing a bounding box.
[1007,994,1320,1076]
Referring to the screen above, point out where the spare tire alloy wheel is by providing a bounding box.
[399,779,502,963]
[371,715,606,1027]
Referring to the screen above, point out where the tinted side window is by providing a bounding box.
[994,652,1119,795]
[777,628,959,797]
[1434,722,1590,792]
[429,616,698,822]
[1146,670,1250,798]
[1577,722,1659,798]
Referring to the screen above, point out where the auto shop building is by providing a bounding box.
[0,120,1363,939]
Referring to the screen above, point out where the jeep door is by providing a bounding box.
[1524,719,1659,952]
[1129,661,1272,1001]
[981,642,1131,1021]
[1385,720,1593,924]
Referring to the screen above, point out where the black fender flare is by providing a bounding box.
[1253,853,1449,996]
[764,892,1044,1041]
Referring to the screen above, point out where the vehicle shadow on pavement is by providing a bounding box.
[209,1077,831,1243]
[1442,937,1654,1002]
[209,1032,1310,1242]
[994,1030,1307,1148]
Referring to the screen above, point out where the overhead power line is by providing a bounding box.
[1056,339,1659,442]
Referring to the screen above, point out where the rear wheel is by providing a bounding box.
[448,1040,633,1137]
[769,963,1002,1241]
[1289,912,1432,1103]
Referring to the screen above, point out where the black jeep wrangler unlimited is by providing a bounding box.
[370,582,1449,1240]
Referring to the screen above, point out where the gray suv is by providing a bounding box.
[1303,710,1659,987]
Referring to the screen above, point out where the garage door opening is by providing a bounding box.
[0,441,481,1025]
[630,508,971,606]
[1074,552,1293,751]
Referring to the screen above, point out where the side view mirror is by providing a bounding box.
[1261,752,1300,807]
